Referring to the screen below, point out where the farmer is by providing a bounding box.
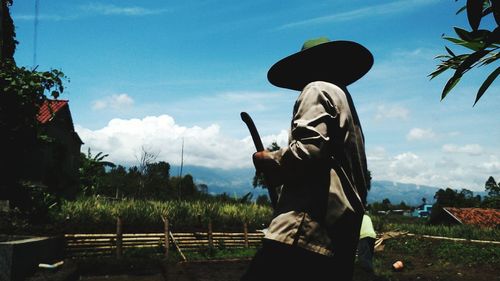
[357,213,377,273]
[241,37,373,281]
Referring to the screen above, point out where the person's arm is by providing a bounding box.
[255,82,348,184]
[287,82,342,161]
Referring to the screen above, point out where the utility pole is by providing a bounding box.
[178,138,184,200]
[0,0,4,61]
[33,0,39,67]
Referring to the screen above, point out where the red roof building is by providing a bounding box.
[442,207,500,228]
[37,99,69,124]
[26,99,83,198]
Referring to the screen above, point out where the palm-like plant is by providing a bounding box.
[79,148,115,196]
[430,0,499,105]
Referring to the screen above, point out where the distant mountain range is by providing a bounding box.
[174,165,483,207]
[367,180,439,206]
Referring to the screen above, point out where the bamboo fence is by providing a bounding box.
[64,218,264,259]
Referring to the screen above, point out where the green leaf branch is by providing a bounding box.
[431,0,499,105]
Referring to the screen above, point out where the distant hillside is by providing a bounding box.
[367,180,439,206]
[172,165,268,198]
[174,165,483,206]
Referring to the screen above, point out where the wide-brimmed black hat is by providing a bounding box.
[267,37,373,91]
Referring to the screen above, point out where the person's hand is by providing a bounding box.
[253,150,282,187]
[252,150,274,169]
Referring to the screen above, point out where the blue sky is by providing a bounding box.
[11,0,500,191]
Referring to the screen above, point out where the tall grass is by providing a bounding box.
[53,197,273,233]
[54,199,499,241]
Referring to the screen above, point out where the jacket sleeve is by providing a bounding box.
[271,82,348,167]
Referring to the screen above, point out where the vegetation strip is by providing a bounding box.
[405,232,500,244]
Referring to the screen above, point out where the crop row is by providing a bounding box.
[52,198,499,241]
[53,197,273,233]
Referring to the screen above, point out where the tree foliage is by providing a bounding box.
[1,1,68,218]
[433,187,482,208]
[431,0,499,105]
[367,198,411,213]
[78,152,210,202]
[1,0,17,62]
[482,176,500,208]
[0,60,67,211]
[430,176,500,210]
[484,176,500,197]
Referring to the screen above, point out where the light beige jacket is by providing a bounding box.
[264,81,369,256]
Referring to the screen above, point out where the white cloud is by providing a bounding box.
[367,146,387,161]
[113,94,134,107]
[92,94,134,111]
[80,3,168,16]
[366,147,500,191]
[442,144,483,156]
[406,128,436,141]
[92,100,107,110]
[75,114,498,190]
[383,152,460,188]
[76,115,259,169]
[261,129,289,149]
[389,152,423,174]
[13,14,78,21]
[13,4,167,22]
[375,104,409,121]
[275,0,439,30]
[477,156,500,174]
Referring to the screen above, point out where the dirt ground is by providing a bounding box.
[37,258,499,281]
[160,257,500,281]
[31,237,500,281]
[164,260,250,281]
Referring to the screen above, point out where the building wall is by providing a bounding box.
[23,105,82,198]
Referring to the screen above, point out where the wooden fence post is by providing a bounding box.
[208,219,213,248]
[116,217,123,258]
[243,222,249,248]
[163,216,169,258]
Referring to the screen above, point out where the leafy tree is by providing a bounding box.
[430,0,499,105]
[1,1,67,213]
[485,176,500,197]
[482,176,500,208]
[433,187,481,208]
[396,201,410,210]
[198,184,208,195]
[369,200,392,213]
[104,165,128,198]
[125,166,142,197]
[136,146,159,197]
[179,174,197,199]
[169,174,199,200]
[143,161,170,199]
[1,0,17,61]
[482,195,500,208]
